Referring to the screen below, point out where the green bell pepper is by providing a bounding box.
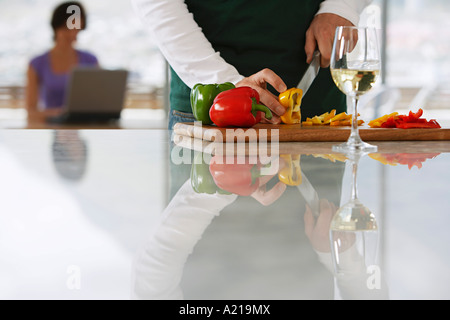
[190,82,235,124]
[190,152,230,195]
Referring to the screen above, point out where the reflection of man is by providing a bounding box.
[52,130,88,181]
[132,180,237,299]
[133,153,347,299]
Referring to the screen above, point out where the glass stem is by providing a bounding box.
[347,95,363,147]
[351,160,358,201]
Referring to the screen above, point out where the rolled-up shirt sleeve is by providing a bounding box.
[131,0,244,88]
[316,0,373,26]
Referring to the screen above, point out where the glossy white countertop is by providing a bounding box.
[0,129,449,300]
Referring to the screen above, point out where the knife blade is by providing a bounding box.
[297,170,320,217]
[297,51,321,95]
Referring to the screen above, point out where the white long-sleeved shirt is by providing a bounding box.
[131,0,372,89]
[132,180,237,299]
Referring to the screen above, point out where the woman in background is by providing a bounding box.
[26,1,98,121]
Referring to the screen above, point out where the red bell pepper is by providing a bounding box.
[380,108,441,129]
[209,87,273,127]
[380,116,397,128]
[396,120,441,129]
[407,109,423,121]
[209,156,261,196]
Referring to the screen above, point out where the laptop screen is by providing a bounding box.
[64,68,129,114]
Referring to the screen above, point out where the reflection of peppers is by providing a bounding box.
[369,153,440,170]
[209,87,273,127]
[190,152,230,195]
[278,154,302,186]
[190,82,235,124]
[209,156,261,196]
[279,88,302,124]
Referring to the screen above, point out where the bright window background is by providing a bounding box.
[387,0,450,86]
[0,0,165,87]
[0,0,449,114]
[0,0,167,112]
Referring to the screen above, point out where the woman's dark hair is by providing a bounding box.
[51,1,87,39]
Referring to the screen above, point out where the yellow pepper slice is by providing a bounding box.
[278,154,302,186]
[301,109,364,126]
[323,109,336,124]
[279,88,303,124]
[330,119,364,126]
[368,112,399,128]
[311,116,322,125]
[330,112,350,122]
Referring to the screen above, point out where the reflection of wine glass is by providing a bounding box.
[329,151,378,277]
[330,26,380,153]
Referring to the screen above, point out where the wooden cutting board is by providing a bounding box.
[173,134,450,155]
[173,122,450,142]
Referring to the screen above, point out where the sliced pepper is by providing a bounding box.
[330,119,364,126]
[407,109,423,122]
[396,120,441,129]
[278,154,302,186]
[380,115,398,128]
[330,112,350,122]
[370,108,441,129]
[368,112,398,128]
[279,88,303,124]
[311,116,322,125]
[323,109,336,124]
[190,82,235,124]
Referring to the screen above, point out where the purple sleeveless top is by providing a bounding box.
[30,50,98,109]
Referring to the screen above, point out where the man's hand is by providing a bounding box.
[305,13,354,68]
[236,68,287,124]
[304,199,337,253]
[251,158,287,206]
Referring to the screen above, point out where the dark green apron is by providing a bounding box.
[170,0,346,121]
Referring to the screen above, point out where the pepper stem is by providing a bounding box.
[251,98,273,120]
[250,165,263,185]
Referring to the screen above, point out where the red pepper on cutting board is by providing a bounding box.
[209,87,273,127]
[380,108,441,129]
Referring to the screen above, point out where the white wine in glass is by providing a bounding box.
[330,27,381,153]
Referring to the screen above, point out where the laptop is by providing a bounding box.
[47,68,129,124]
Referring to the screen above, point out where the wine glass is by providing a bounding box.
[330,26,381,153]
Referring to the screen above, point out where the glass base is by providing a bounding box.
[332,140,378,153]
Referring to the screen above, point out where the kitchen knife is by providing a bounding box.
[297,50,321,95]
[297,170,320,217]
